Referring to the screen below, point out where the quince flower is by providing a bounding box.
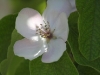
[14,0,70,63]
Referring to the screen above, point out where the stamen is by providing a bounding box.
[45,25,47,27]
[40,24,42,25]
[43,20,47,24]
[35,21,53,39]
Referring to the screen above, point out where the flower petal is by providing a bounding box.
[14,37,47,60]
[43,0,72,25]
[53,13,69,42]
[47,0,72,17]
[42,39,66,63]
[69,0,77,12]
[16,8,43,39]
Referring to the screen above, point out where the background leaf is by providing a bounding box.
[77,66,100,75]
[0,15,17,63]
[68,12,100,73]
[15,60,30,75]
[30,51,79,75]
[76,0,100,60]
[0,30,25,75]
[0,60,8,75]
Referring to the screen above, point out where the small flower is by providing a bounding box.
[14,0,70,63]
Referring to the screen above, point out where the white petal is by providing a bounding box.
[47,0,72,17]
[16,8,43,39]
[43,8,60,26]
[42,39,66,63]
[14,37,47,60]
[53,13,69,42]
[43,0,72,25]
[69,0,77,12]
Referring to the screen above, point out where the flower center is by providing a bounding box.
[36,21,53,40]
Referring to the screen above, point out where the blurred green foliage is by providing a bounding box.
[11,0,46,14]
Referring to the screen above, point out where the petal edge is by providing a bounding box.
[16,8,43,39]
[14,37,46,60]
[42,39,66,63]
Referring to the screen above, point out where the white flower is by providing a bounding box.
[14,0,70,63]
[68,0,77,12]
[0,0,12,19]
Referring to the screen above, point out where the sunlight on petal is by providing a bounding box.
[27,18,37,30]
[31,36,39,41]
[34,50,41,57]
[14,38,46,60]
[16,8,43,39]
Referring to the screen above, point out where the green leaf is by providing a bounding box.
[30,52,79,75]
[5,30,25,75]
[77,66,100,75]
[0,14,17,63]
[0,60,8,75]
[7,29,23,60]
[76,0,100,60]
[68,12,100,73]
[0,30,26,75]
[15,60,30,75]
